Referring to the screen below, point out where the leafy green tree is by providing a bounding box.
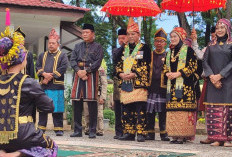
[67,0,159,78]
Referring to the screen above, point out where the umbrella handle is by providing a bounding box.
[193,11,195,28]
[192,0,194,28]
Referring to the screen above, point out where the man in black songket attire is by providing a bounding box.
[112,28,127,139]
[15,27,35,78]
[70,24,103,138]
[146,28,170,141]
[116,18,151,142]
[36,29,69,136]
[0,11,57,155]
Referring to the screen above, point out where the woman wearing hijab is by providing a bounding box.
[0,19,57,157]
[203,18,232,147]
[163,27,198,144]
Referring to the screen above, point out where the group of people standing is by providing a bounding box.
[0,10,232,156]
[112,18,198,143]
[113,17,232,147]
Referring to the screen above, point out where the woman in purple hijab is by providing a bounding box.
[203,18,232,147]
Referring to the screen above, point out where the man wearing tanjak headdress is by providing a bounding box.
[116,17,151,142]
[36,29,69,136]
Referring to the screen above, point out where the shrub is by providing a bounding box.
[198,118,206,124]
[65,84,72,124]
[107,84,113,94]
[103,109,115,126]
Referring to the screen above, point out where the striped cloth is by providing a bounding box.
[71,71,99,101]
[147,93,166,113]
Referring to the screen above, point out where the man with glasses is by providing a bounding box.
[146,28,170,141]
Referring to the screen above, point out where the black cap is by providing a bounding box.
[82,23,94,32]
[154,28,167,41]
[15,27,26,38]
[118,28,127,35]
[211,26,216,33]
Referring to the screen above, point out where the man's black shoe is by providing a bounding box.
[161,136,170,141]
[89,133,96,138]
[70,132,82,137]
[56,131,63,136]
[137,135,145,142]
[118,133,135,141]
[114,135,119,139]
[96,133,103,136]
[114,135,122,139]
[145,135,155,140]
[175,140,184,144]
[170,139,177,144]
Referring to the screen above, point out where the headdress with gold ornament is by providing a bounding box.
[0,8,27,72]
[171,27,187,41]
[127,17,139,33]
[15,27,26,38]
[14,27,26,44]
[154,28,167,41]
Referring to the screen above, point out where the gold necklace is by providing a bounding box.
[171,49,180,62]
[155,49,165,54]
[219,41,224,45]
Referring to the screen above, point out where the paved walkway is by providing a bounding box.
[45,130,232,157]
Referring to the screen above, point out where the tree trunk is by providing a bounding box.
[54,0,64,3]
[204,11,211,47]
[226,0,232,20]
[177,13,191,36]
[76,0,80,7]
[112,16,127,29]
[205,23,211,47]
[143,17,152,49]
[111,17,117,50]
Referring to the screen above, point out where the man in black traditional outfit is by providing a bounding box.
[14,27,37,124]
[36,29,69,136]
[0,15,57,156]
[146,28,170,141]
[70,24,103,138]
[116,18,151,142]
[112,28,127,139]
[15,27,35,78]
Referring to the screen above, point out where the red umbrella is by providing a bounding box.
[101,0,161,17]
[161,0,226,12]
[161,0,227,25]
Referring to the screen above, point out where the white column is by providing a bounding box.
[37,37,44,55]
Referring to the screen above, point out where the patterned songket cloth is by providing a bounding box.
[163,27,198,140]
[203,18,232,142]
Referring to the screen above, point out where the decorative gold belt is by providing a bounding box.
[18,116,33,124]
[78,62,85,67]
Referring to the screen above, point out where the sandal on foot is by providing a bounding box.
[210,141,222,146]
[224,141,232,147]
